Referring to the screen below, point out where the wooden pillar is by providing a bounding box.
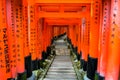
[75,24,79,48]
[74,25,77,47]
[39,18,44,56]
[69,25,73,44]
[42,22,47,51]
[87,0,101,79]
[77,23,81,54]
[97,0,110,79]
[46,24,50,47]
[35,5,42,70]
[80,18,85,67]
[28,0,38,70]
[37,19,42,60]
[37,18,44,69]
[6,0,17,79]
[0,0,11,79]
[48,26,51,46]
[80,18,87,71]
[53,26,60,37]
[23,0,32,78]
[83,15,90,71]
[14,0,26,79]
[106,0,120,80]
[49,25,53,43]
[72,25,76,46]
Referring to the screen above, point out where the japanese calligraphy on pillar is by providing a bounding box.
[14,0,25,73]
[89,0,101,58]
[0,0,11,79]
[22,1,29,57]
[97,0,111,78]
[6,0,17,78]
[106,0,120,80]
[29,5,37,61]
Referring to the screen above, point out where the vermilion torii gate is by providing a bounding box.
[0,0,119,80]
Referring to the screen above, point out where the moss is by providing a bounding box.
[95,73,99,80]
[76,61,80,69]
[68,45,70,49]
[17,72,27,80]
[36,70,43,79]
[21,74,27,80]
[37,55,55,80]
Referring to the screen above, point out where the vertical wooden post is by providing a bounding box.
[87,0,101,79]
[80,14,90,71]
[84,15,90,71]
[22,0,29,60]
[72,25,76,46]
[105,0,120,80]
[39,18,44,60]
[80,18,86,70]
[35,5,41,70]
[74,25,77,47]
[46,24,50,47]
[37,18,44,68]
[77,24,80,53]
[77,23,81,60]
[75,24,81,60]
[43,22,47,51]
[75,24,78,48]
[69,25,73,44]
[0,0,11,79]
[28,0,38,70]
[97,0,111,79]
[13,0,26,79]
[6,0,17,79]
[23,0,32,78]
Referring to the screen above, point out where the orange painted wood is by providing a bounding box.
[36,19,42,60]
[97,0,103,73]
[42,22,47,51]
[42,22,51,51]
[59,26,69,35]
[89,0,101,58]
[45,19,81,25]
[0,0,11,79]
[53,26,60,37]
[35,5,41,60]
[72,25,77,46]
[37,22,41,59]
[77,24,81,53]
[6,0,17,78]
[81,18,85,60]
[80,22,83,56]
[35,0,92,3]
[22,0,30,57]
[48,26,53,45]
[14,0,25,73]
[39,18,44,59]
[45,24,49,48]
[69,25,73,43]
[38,12,88,18]
[36,24,39,60]
[69,25,76,46]
[37,18,44,56]
[98,0,110,77]
[84,17,90,61]
[74,25,78,47]
[28,0,37,61]
[105,0,120,80]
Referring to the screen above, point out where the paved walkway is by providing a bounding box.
[44,35,77,80]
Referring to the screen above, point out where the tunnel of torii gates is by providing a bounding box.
[0,0,120,80]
